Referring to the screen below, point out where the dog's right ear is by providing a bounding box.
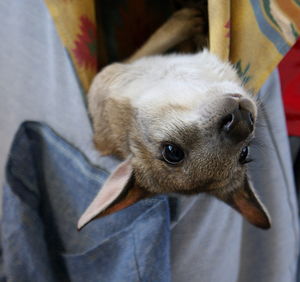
[214,176,271,229]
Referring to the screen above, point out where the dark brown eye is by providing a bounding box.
[239,146,249,164]
[162,143,185,165]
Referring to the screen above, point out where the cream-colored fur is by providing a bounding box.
[79,8,270,230]
[89,51,256,157]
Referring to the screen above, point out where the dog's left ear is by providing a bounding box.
[77,158,133,229]
[214,176,271,229]
[77,157,152,230]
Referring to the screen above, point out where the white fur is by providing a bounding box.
[106,51,249,111]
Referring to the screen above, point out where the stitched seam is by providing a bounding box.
[132,232,142,282]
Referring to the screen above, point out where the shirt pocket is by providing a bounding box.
[60,196,171,282]
[61,230,139,282]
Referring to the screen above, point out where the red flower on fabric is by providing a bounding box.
[224,20,231,38]
[73,16,97,70]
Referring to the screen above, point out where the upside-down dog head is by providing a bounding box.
[78,51,271,230]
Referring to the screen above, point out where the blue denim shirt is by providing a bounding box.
[1,122,171,282]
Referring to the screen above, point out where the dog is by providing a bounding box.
[77,8,271,230]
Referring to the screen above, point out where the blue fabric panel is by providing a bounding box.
[1,122,171,282]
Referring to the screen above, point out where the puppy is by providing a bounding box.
[78,9,271,230]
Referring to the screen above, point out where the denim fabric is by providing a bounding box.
[1,122,171,282]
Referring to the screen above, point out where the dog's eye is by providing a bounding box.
[239,146,251,164]
[162,143,185,165]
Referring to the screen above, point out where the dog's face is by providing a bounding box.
[130,82,257,198]
[78,51,270,230]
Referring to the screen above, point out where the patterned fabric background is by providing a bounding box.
[44,0,98,92]
[209,0,300,92]
[45,0,300,94]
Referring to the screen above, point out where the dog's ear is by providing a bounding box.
[77,157,152,229]
[77,158,132,229]
[214,176,271,229]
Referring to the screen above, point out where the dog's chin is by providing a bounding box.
[167,178,239,196]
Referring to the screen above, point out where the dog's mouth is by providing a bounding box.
[172,176,232,195]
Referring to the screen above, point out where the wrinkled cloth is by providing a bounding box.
[0,1,299,282]
[171,69,299,282]
[1,121,171,282]
[1,74,299,282]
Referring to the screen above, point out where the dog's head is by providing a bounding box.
[78,51,271,230]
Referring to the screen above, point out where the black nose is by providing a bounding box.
[221,108,254,143]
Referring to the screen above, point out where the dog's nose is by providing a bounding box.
[221,107,254,143]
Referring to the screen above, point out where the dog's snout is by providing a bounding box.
[221,106,254,143]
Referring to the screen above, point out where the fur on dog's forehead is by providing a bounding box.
[116,51,254,146]
[111,51,249,111]
[133,80,248,113]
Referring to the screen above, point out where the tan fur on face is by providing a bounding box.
[93,97,133,158]
[88,64,134,159]
[80,8,271,229]
[88,52,256,197]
